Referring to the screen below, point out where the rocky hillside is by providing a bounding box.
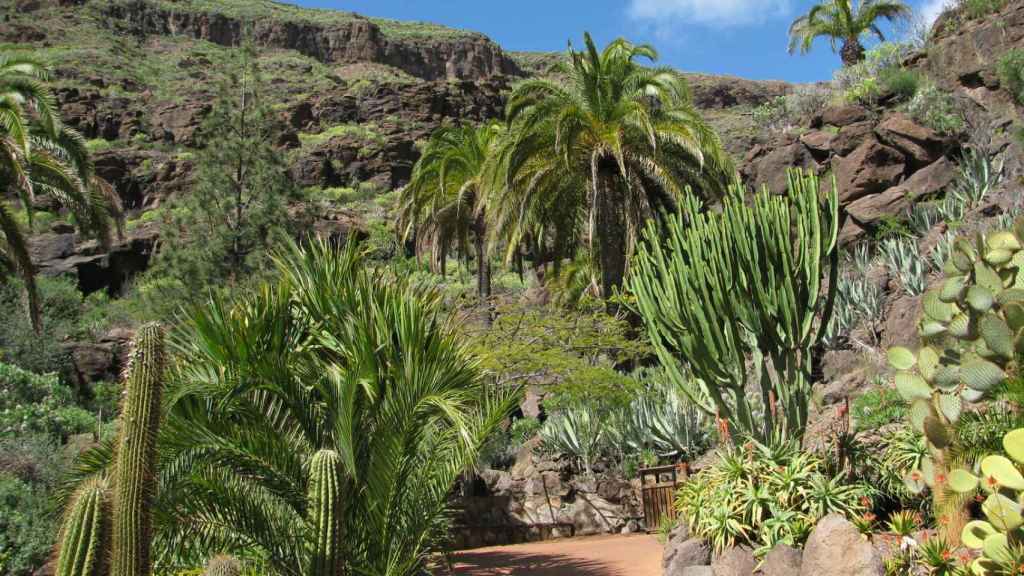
[4,0,792,300]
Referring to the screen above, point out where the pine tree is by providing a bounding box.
[152,36,294,292]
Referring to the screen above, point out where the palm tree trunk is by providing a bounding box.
[474,212,491,299]
[595,162,627,303]
[0,204,42,332]
[840,37,865,67]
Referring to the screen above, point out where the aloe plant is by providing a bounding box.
[110,322,166,576]
[54,477,109,576]
[630,169,840,442]
[949,428,1024,575]
[888,221,1024,543]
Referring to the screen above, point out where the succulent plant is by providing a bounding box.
[203,554,242,576]
[55,476,110,576]
[110,323,166,576]
[308,449,344,576]
[887,222,1024,542]
[949,428,1024,575]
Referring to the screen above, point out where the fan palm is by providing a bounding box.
[63,238,517,576]
[788,0,911,66]
[489,32,733,300]
[399,121,504,298]
[0,51,123,330]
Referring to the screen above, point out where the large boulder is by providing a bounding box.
[742,134,818,193]
[800,514,883,576]
[832,137,906,204]
[664,523,712,576]
[830,121,875,157]
[845,157,956,226]
[815,104,870,128]
[761,544,803,576]
[711,545,755,576]
[874,112,954,169]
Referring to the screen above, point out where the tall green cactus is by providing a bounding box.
[110,323,166,576]
[888,222,1024,543]
[203,554,241,576]
[629,169,840,442]
[55,476,110,576]
[308,449,344,576]
[949,428,1024,575]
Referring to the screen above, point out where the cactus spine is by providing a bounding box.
[629,169,840,442]
[203,554,242,576]
[308,449,344,576]
[888,222,1024,544]
[110,323,166,576]
[55,477,110,576]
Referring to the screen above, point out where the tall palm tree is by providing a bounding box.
[0,51,123,330]
[64,239,517,576]
[399,121,503,299]
[788,0,911,66]
[490,33,733,300]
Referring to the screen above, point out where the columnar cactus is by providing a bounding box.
[203,554,242,576]
[110,323,166,576]
[950,428,1024,575]
[308,449,344,576]
[55,476,110,576]
[888,224,1024,540]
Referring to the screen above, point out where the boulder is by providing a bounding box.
[711,545,755,576]
[800,130,833,159]
[875,112,954,169]
[815,104,870,128]
[800,514,883,576]
[664,522,712,576]
[682,568,713,576]
[761,544,803,576]
[845,157,956,225]
[742,135,817,193]
[830,121,875,157]
[832,137,906,204]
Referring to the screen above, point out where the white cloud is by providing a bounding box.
[627,0,792,28]
[919,0,954,27]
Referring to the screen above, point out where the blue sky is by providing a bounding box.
[290,0,953,83]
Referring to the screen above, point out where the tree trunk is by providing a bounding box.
[474,212,491,299]
[840,37,865,67]
[595,161,627,303]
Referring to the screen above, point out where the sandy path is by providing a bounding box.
[446,534,663,576]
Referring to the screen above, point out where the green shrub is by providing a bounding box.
[906,84,964,135]
[753,96,789,131]
[960,0,1006,20]
[836,42,913,105]
[0,435,66,576]
[879,68,920,102]
[997,48,1024,105]
[879,236,927,296]
[0,362,95,441]
[677,439,871,556]
[852,388,908,432]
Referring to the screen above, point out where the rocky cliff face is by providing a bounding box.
[97,0,521,81]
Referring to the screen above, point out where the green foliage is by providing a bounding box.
[110,323,165,576]
[852,388,908,432]
[880,236,927,296]
[824,245,884,348]
[148,37,295,304]
[308,450,343,576]
[906,84,965,135]
[677,439,871,556]
[630,170,840,442]
[0,362,94,441]
[54,477,109,576]
[879,67,921,102]
[947,147,1004,211]
[788,0,911,66]
[916,536,960,576]
[752,96,790,131]
[298,123,386,148]
[886,509,922,536]
[0,434,67,576]
[835,42,915,104]
[477,416,542,469]
[539,404,607,477]
[607,371,710,464]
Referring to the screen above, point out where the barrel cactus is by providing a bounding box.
[949,428,1024,574]
[203,554,242,576]
[110,323,166,576]
[887,224,1024,538]
[308,449,344,576]
[55,476,110,576]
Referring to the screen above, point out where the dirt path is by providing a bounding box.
[447,534,663,576]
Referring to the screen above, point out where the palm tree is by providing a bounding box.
[788,0,911,66]
[64,239,517,576]
[0,51,123,330]
[399,121,503,299]
[490,33,733,300]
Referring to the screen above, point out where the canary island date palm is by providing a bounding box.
[490,33,733,300]
[788,0,911,66]
[0,51,123,330]
[399,121,504,298]
[54,239,517,576]
[629,170,840,442]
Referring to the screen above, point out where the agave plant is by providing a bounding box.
[540,403,608,477]
[880,236,927,296]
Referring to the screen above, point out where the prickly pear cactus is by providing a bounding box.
[950,428,1024,575]
[308,449,344,576]
[889,227,1024,480]
[110,323,166,576]
[203,554,242,576]
[55,476,110,576]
